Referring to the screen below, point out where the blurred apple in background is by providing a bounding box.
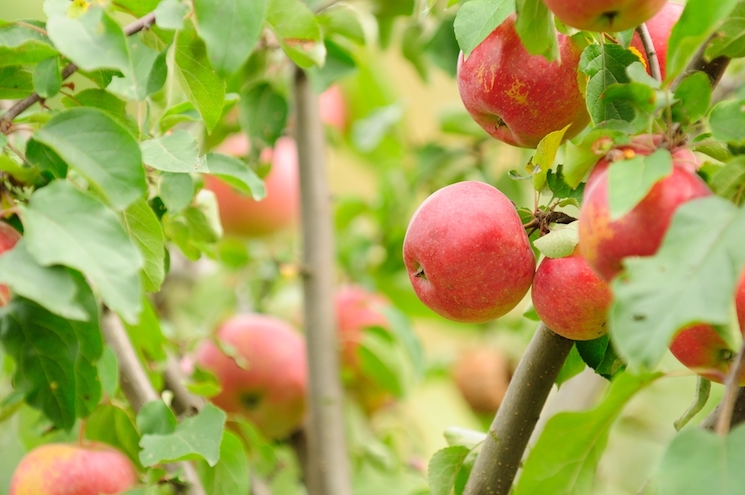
[319,84,347,132]
[205,135,299,238]
[452,347,511,414]
[194,313,307,439]
[0,221,21,305]
[10,442,138,495]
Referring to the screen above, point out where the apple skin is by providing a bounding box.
[10,442,138,495]
[204,135,299,238]
[531,246,613,341]
[669,273,745,384]
[0,221,21,305]
[194,313,307,439]
[452,347,511,414]
[457,15,590,149]
[403,181,536,323]
[629,2,683,80]
[578,147,711,281]
[543,0,667,32]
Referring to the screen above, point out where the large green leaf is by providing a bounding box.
[123,296,166,361]
[193,0,268,77]
[515,0,557,60]
[21,181,144,324]
[0,288,102,430]
[514,372,660,495]
[34,108,147,209]
[108,35,161,101]
[579,44,639,125]
[140,130,199,172]
[46,6,130,74]
[85,404,142,468]
[607,149,672,220]
[266,0,325,68]
[706,2,745,59]
[453,0,514,58]
[710,99,745,146]
[0,19,58,66]
[196,430,251,494]
[428,446,471,495]
[239,82,288,150]
[32,56,61,98]
[121,200,165,293]
[0,66,33,99]
[610,197,745,370]
[174,22,226,133]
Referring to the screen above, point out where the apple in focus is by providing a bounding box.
[194,313,307,439]
[10,442,138,495]
[403,181,536,323]
[205,135,299,238]
[542,0,667,32]
[457,15,590,149]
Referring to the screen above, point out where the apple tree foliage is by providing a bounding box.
[2,0,745,494]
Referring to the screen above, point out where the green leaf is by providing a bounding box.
[85,404,142,468]
[556,344,586,387]
[34,108,147,209]
[114,0,160,17]
[194,0,267,77]
[0,66,33,99]
[576,334,624,379]
[155,0,188,30]
[21,181,144,324]
[671,71,711,125]
[174,22,226,133]
[0,19,58,66]
[453,0,514,58]
[139,403,226,467]
[608,149,672,220]
[32,56,61,98]
[122,296,166,361]
[706,2,745,59]
[159,172,194,213]
[0,290,102,430]
[579,44,639,125]
[137,400,178,435]
[46,7,130,74]
[515,0,558,60]
[380,305,425,380]
[25,138,67,178]
[309,38,357,91]
[108,36,160,101]
[317,3,366,44]
[97,346,119,397]
[428,446,471,495]
[656,424,745,495]
[0,153,37,183]
[203,153,266,199]
[60,88,137,136]
[239,82,289,150]
[196,430,250,495]
[443,427,486,449]
[0,240,90,321]
[424,14,460,77]
[710,99,745,146]
[141,131,199,172]
[533,222,579,259]
[531,124,570,190]
[546,164,585,203]
[711,156,745,201]
[610,197,745,370]
[514,372,661,495]
[266,0,326,68]
[122,200,165,293]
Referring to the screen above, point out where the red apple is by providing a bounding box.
[194,313,307,439]
[578,145,711,281]
[403,181,536,323]
[531,246,613,341]
[319,84,347,132]
[0,221,21,305]
[452,347,511,414]
[10,442,138,495]
[543,0,667,32]
[669,273,745,384]
[204,135,299,238]
[457,15,590,148]
[629,2,683,80]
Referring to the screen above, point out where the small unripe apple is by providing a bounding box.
[579,145,711,281]
[205,135,299,238]
[194,313,307,439]
[10,442,138,495]
[457,15,590,149]
[0,221,21,305]
[629,2,683,80]
[403,181,535,323]
[542,0,667,32]
[452,347,511,414]
[531,246,613,341]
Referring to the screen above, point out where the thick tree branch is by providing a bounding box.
[293,67,352,495]
[715,338,745,435]
[635,23,661,82]
[0,12,156,132]
[671,33,730,91]
[463,323,573,495]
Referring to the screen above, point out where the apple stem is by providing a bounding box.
[635,23,661,82]
[293,66,353,495]
[463,323,573,495]
[714,337,745,436]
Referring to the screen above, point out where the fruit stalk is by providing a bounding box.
[635,23,661,81]
[101,311,206,495]
[463,323,573,495]
[293,66,352,495]
[715,337,745,435]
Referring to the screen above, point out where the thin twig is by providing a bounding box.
[715,338,745,435]
[635,23,661,82]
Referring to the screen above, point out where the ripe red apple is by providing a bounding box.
[10,442,138,495]
[629,2,683,80]
[403,181,536,323]
[204,135,299,238]
[319,84,347,132]
[452,347,511,414]
[194,313,307,439]
[0,221,21,305]
[578,145,711,281]
[457,15,590,149]
[543,0,667,32]
[669,273,745,384]
[531,246,613,341]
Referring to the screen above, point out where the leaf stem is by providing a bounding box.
[635,23,661,82]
